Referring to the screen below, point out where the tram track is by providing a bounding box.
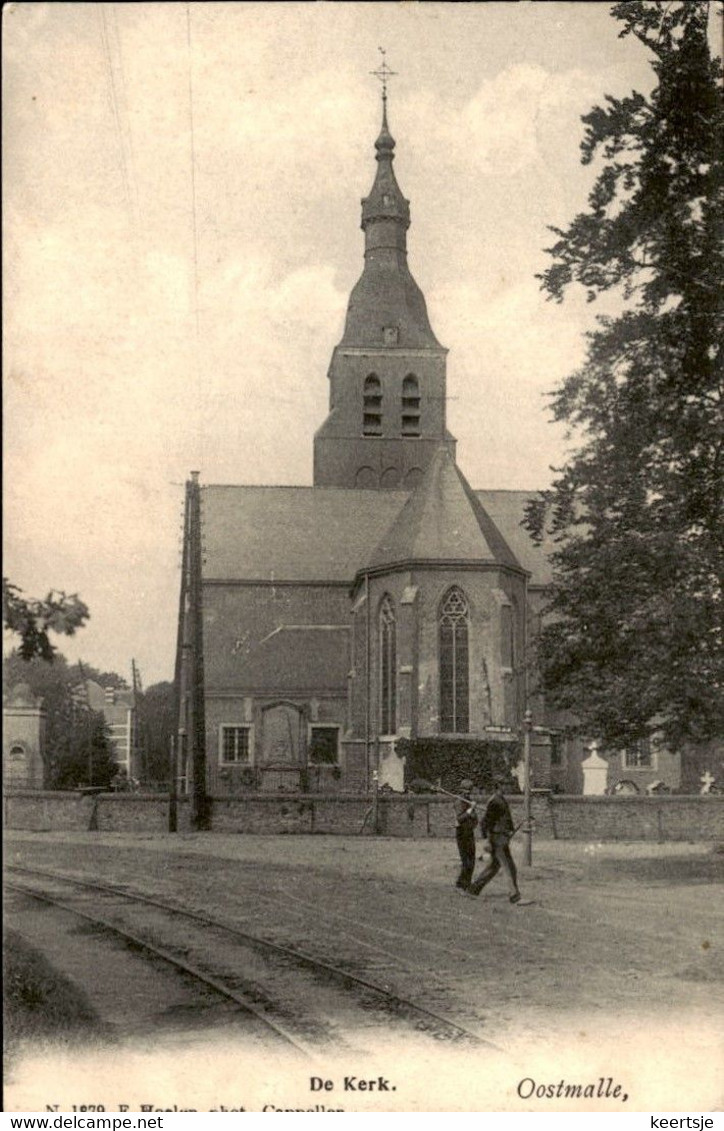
[6,865,494,1051]
[5,877,317,1057]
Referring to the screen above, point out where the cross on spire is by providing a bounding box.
[371,47,397,106]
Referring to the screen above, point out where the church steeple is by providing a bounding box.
[314,61,455,490]
[339,78,441,351]
[360,98,410,243]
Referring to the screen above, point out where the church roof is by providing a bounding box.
[202,485,406,583]
[201,480,554,587]
[364,445,522,573]
[475,490,554,587]
[340,262,441,350]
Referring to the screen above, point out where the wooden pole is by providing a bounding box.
[523,708,533,866]
[187,472,208,830]
[168,734,178,833]
[173,472,208,832]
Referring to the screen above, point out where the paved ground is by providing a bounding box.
[4,831,723,1112]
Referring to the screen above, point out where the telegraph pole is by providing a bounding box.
[523,708,533,866]
[174,471,209,831]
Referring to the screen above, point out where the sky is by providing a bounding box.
[4,1,662,687]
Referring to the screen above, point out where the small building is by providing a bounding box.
[3,683,46,789]
[84,680,140,781]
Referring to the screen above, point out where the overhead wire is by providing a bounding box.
[99,4,138,239]
[186,2,204,471]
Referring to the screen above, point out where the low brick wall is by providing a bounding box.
[4,790,723,841]
[538,794,724,842]
[4,791,191,833]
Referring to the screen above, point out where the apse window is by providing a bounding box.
[379,594,397,735]
[439,586,470,733]
[220,725,253,764]
[308,725,340,765]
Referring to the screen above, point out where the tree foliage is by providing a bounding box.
[3,578,89,661]
[138,681,175,786]
[526,1,723,750]
[4,651,118,788]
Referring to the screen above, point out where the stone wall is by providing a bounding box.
[4,791,192,833]
[5,790,723,841]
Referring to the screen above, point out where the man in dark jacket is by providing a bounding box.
[469,778,521,903]
[454,779,477,892]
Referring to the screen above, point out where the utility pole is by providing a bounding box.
[168,734,178,833]
[77,659,93,787]
[174,471,209,831]
[523,708,533,866]
[131,659,143,784]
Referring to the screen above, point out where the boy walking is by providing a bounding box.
[454,779,477,892]
[469,778,522,904]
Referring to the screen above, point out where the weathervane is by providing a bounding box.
[371,47,397,106]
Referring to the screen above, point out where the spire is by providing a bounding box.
[370,49,398,161]
[362,52,409,237]
[338,53,441,350]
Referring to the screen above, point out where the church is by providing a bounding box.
[175,88,685,800]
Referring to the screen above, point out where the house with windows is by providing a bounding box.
[179,92,711,798]
[84,679,140,782]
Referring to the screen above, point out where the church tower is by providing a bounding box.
[314,79,455,489]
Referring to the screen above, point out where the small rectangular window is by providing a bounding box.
[309,726,339,766]
[220,725,252,764]
[624,740,652,768]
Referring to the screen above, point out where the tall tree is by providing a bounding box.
[3,579,89,661]
[138,681,175,786]
[526,1,723,750]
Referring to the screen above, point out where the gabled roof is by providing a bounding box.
[202,485,406,582]
[201,481,554,588]
[365,446,522,573]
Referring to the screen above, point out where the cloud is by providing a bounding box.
[402,63,605,179]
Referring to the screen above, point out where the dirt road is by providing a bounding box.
[4,831,723,1112]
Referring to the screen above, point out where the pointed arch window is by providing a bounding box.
[439,586,469,733]
[363,374,382,436]
[401,374,420,436]
[379,595,397,734]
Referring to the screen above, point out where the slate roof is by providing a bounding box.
[475,490,555,587]
[365,446,521,573]
[202,481,554,587]
[202,485,406,583]
[229,626,350,693]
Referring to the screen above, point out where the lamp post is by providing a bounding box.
[523,708,533,866]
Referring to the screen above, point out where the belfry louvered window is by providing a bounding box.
[401,374,420,436]
[379,595,397,734]
[439,586,470,733]
[363,374,382,436]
